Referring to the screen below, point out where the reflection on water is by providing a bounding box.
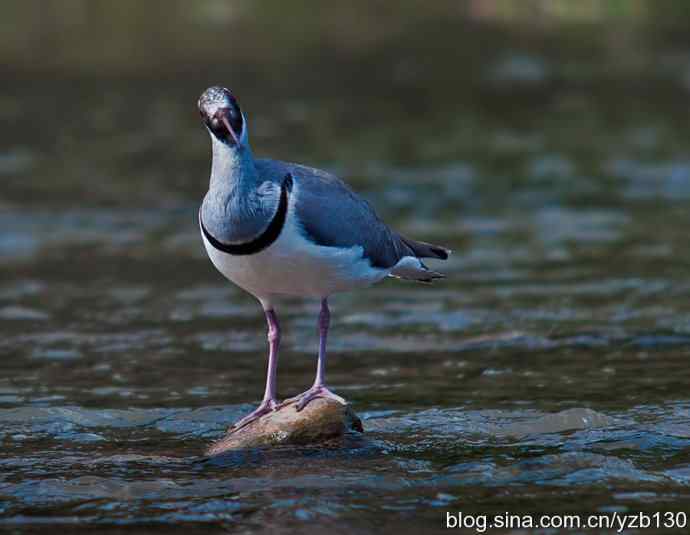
[2,0,690,532]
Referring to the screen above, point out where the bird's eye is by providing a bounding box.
[212,118,220,128]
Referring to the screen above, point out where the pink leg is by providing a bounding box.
[229,309,280,432]
[282,299,347,411]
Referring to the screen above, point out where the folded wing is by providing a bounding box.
[254,159,449,277]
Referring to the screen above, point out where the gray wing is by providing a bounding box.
[254,159,448,269]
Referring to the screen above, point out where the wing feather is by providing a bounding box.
[255,159,449,270]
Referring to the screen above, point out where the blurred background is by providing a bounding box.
[2,0,690,532]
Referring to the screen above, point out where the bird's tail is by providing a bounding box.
[389,235,451,283]
[400,236,450,260]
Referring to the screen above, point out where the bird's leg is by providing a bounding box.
[282,298,347,411]
[229,308,281,432]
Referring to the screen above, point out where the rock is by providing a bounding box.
[497,408,618,439]
[206,398,363,456]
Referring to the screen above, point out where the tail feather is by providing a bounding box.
[389,234,450,283]
[400,235,451,260]
[414,268,445,284]
[389,256,448,283]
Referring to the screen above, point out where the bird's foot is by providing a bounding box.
[229,398,279,433]
[281,384,347,412]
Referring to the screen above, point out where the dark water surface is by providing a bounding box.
[2,1,690,533]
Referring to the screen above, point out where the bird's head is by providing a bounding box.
[198,86,246,148]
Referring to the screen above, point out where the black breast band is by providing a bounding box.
[200,174,292,256]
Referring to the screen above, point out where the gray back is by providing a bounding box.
[254,159,412,269]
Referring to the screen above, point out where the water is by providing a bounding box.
[2,1,690,532]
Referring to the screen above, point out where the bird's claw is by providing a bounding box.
[280,385,347,412]
[229,398,279,433]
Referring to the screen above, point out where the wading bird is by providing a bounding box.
[198,86,449,432]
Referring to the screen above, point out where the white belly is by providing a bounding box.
[200,208,388,305]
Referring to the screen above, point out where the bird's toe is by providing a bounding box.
[292,385,348,412]
[229,398,279,432]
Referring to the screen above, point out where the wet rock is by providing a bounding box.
[206,398,363,456]
[498,408,618,438]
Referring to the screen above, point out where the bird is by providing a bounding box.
[197,86,450,432]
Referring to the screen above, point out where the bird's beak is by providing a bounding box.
[220,113,240,146]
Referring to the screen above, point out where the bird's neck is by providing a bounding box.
[209,137,260,195]
[202,136,274,244]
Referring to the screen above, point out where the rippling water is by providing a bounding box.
[2,1,690,532]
